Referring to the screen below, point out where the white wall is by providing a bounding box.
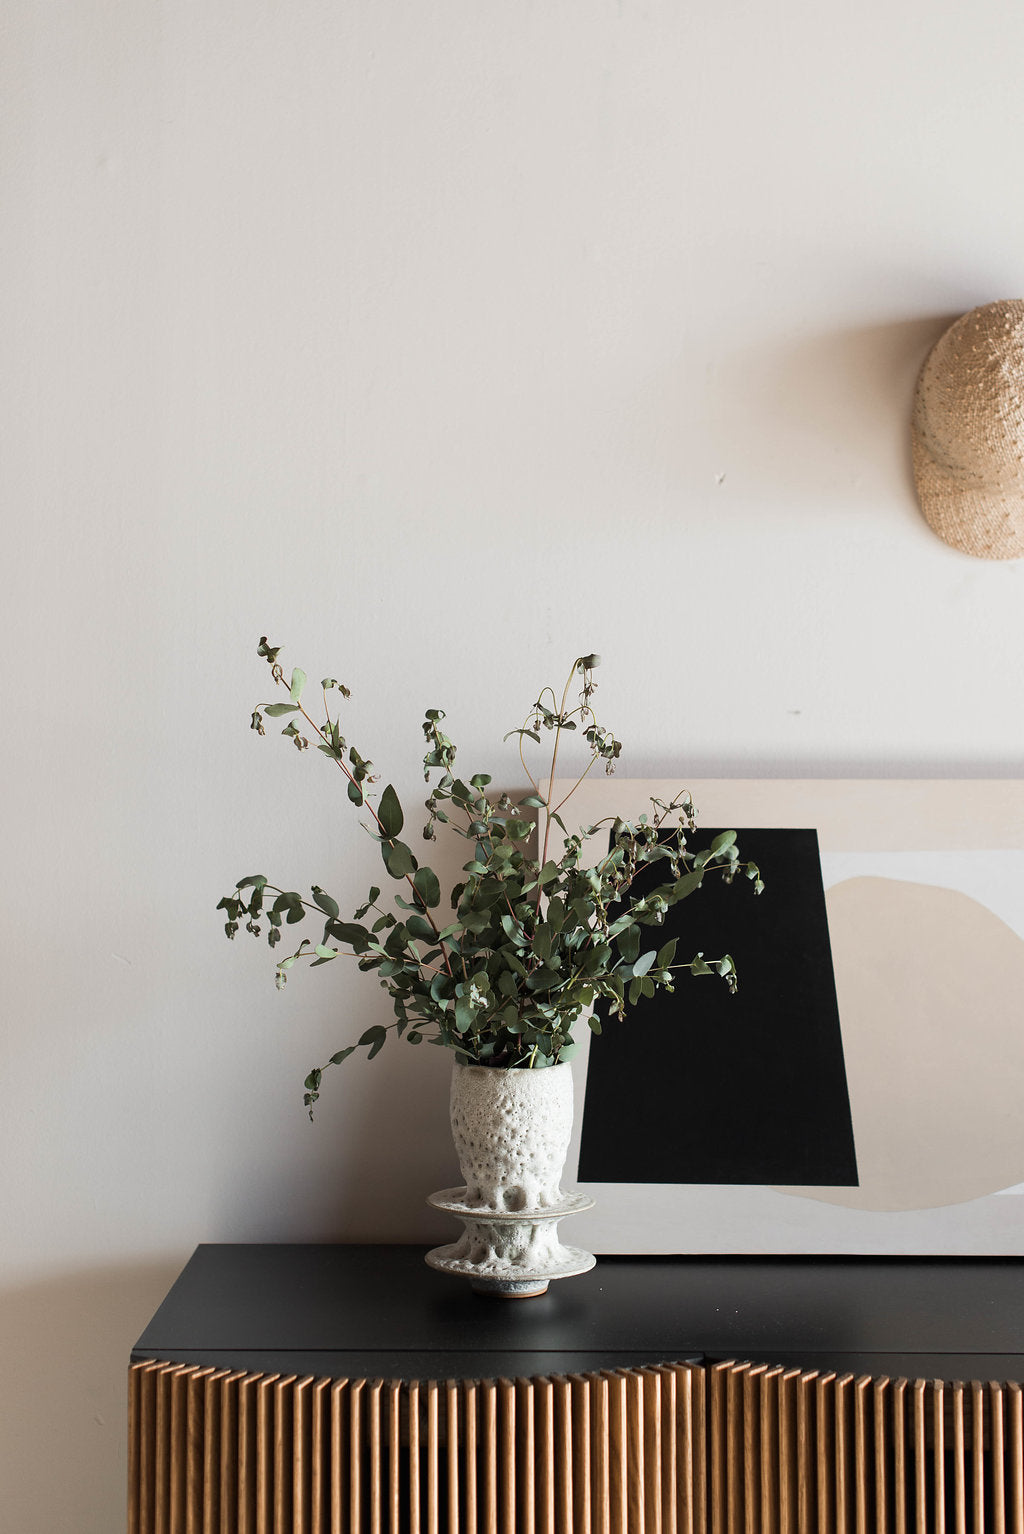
[3,1,1022,1526]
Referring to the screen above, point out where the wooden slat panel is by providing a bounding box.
[815,1373,837,1534]
[154,1363,175,1534]
[743,1364,767,1534]
[218,1372,245,1534]
[911,1379,928,1534]
[891,1379,910,1534]
[446,1382,461,1534]
[641,1369,663,1534]
[970,1382,985,1534]
[497,1379,515,1534]
[685,1363,707,1534]
[657,1367,680,1534]
[289,1380,314,1534]
[852,1376,871,1534]
[309,1379,331,1534]
[271,1375,297,1534]
[516,1378,536,1534]
[833,1374,854,1534]
[253,1375,279,1534]
[234,1374,258,1534]
[570,1375,592,1534]
[348,1379,365,1534]
[407,1380,421,1534]
[759,1366,783,1534]
[128,1364,145,1534]
[328,1379,349,1534]
[386,1381,403,1534]
[366,1380,384,1534]
[990,1382,1007,1534]
[204,1369,232,1534]
[167,1365,193,1534]
[619,1368,643,1534]
[591,1373,611,1534]
[463,1381,479,1534]
[1008,1382,1024,1534]
[185,1368,216,1534]
[135,1363,161,1534]
[727,1362,750,1534]
[480,1379,498,1534]
[795,1370,818,1534]
[710,1363,729,1534]
[872,1378,890,1534]
[535,1378,555,1534]
[778,1369,801,1534]
[932,1381,946,1534]
[604,1372,629,1534]
[950,1382,967,1534]
[552,1377,574,1534]
[425,1380,441,1534]
[165,1362,187,1534]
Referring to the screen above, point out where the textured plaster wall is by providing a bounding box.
[3,1,1023,1526]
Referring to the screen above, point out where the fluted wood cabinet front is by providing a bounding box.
[128,1357,1024,1533]
[708,1361,1024,1534]
[128,1359,706,1534]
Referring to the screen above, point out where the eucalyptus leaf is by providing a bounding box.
[413,866,441,908]
[383,839,416,879]
[378,784,404,838]
[328,922,371,951]
[618,925,641,964]
[454,995,476,1034]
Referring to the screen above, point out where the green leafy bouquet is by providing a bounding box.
[218,641,763,1112]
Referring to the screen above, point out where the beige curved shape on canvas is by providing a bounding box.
[777,877,1024,1211]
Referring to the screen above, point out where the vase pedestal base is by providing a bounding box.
[425,1188,595,1299]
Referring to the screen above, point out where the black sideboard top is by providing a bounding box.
[131,1245,1024,1383]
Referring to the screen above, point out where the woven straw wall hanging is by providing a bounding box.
[912,298,1024,559]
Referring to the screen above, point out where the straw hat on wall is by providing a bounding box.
[911,298,1024,559]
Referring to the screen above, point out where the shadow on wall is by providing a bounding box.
[0,1260,184,1534]
[631,310,961,515]
[220,1034,460,1246]
[741,312,962,506]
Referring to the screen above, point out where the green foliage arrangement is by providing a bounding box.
[218,641,763,1113]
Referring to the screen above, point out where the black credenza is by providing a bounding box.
[129,1245,1024,1531]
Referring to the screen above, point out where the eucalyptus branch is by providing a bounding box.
[224,640,763,1112]
[518,731,542,796]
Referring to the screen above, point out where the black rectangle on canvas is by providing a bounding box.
[576,827,858,1187]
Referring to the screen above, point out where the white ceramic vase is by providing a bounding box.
[425,1062,595,1298]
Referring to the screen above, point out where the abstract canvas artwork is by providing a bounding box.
[550,780,1024,1255]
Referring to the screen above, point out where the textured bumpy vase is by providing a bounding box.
[425,1062,595,1298]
